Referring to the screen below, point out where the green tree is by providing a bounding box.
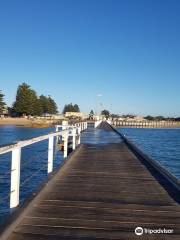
[0,90,6,114]
[47,96,58,114]
[39,95,58,114]
[63,103,80,114]
[39,95,49,114]
[89,110,94,119]
[144,115,154,121]
[13,83,39,116]
[74,104,80,112]
[101,109,110,119]
[34,97,43,116]
[154,116,165,121]
[110,114,119,119]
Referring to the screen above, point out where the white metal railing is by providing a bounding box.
[0,121,87,209]
[106,120,112,125]
[94,120,102,128]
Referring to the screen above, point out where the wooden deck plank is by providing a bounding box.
[7,231,180,240]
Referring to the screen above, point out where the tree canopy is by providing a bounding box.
[0,90,6,114]
[89,110,94,119]
[144,115,166,121]
[110,114,119,119]
[144,115,154,121]
[39,95,58,115]
[101,109,110,119]
[13,83,38,115]
[12,83,58,116]
[62,103,80,114]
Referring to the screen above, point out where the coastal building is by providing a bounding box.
[0,105,9,118]
[64,112,88,120]
[115,115,145,122]
[132,116,146,122]
[93,115,105,121]
[37,114,64,120]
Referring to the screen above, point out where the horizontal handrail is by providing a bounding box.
[0,130,69,155]
[94,120,102,128]
[0,121,88,209]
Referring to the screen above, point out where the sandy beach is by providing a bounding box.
[0,117,51,128]
[0,117,31,126]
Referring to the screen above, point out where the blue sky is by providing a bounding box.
[0,0,180,116]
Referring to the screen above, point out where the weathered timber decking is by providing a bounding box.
[1,123,180,239]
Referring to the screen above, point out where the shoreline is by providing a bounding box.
[0,118,52,128]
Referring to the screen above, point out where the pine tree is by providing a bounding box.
[0,90,6,114]
[39,95,58,114]
[47,96,58,114]
[33,97,43,116]
[89,110,94,119]
[39,95,49,114]
[63,103,80,114]
[13,83,40,116]
[74,104,80,112]
[101,109,110,119]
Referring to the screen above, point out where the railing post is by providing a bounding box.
[48,136,54,173]
[55,125,59,132]
[78,127,81,144]
[62,120,68,130]
[55,126,60,144]
[10,147,21,208]
[72,128,76,150]
[63,133,68,158]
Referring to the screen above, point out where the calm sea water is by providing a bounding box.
[117,127,180,179]
[0,125,64,223]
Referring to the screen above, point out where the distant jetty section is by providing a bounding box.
[112,120,180,128]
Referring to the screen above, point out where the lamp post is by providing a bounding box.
[96,94,102,120]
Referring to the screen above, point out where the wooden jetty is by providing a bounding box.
[0,121,180,239]
[112,120,180,128]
